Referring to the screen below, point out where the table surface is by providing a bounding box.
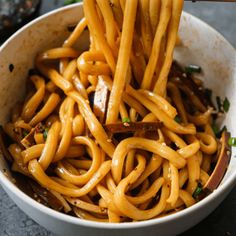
[0,1,236,236]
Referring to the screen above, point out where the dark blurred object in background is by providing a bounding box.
[0,0,41,43]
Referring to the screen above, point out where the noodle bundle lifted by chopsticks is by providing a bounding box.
[3,0,227,222]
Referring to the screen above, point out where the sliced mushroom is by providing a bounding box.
[21,128,35,148]
[28,179,64,212]
[103,122,162,136]
[93,77,110,123]
[170,61,214,109]
[12,173,64,212]
[203,131,231,194]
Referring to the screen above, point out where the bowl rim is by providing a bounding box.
[0,2,236,230]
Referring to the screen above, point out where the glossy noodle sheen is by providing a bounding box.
[4,0,220,223]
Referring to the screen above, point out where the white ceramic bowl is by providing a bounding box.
[0,3,236,236]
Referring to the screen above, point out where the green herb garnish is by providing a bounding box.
[43,128,49,140]
[215,96,230,113]
[122,117,131,123]
[185,64,202,74]
[212,123,219,136]
[228,137,236,147]
[22,130,29,137]
[192,183,203,199]
[174,115,181,123]
[223,97,230,112]
[64,0,82,5]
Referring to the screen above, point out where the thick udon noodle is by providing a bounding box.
[4,0,219,222]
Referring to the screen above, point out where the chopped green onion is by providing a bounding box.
[228,137,236,147]
[215,96,229,113]
[192,183,202,199]
[174,115,181,123]
[185,64,202,74]
[223,97,230,112]
[64,0,82,5]
[212,123,219,136]
[122,117,131,123]
[43,128,49,140]
[23,130,29,137]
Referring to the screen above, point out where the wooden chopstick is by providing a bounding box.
[185,0,236,2]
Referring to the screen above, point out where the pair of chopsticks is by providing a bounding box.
[185,0,236,2]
